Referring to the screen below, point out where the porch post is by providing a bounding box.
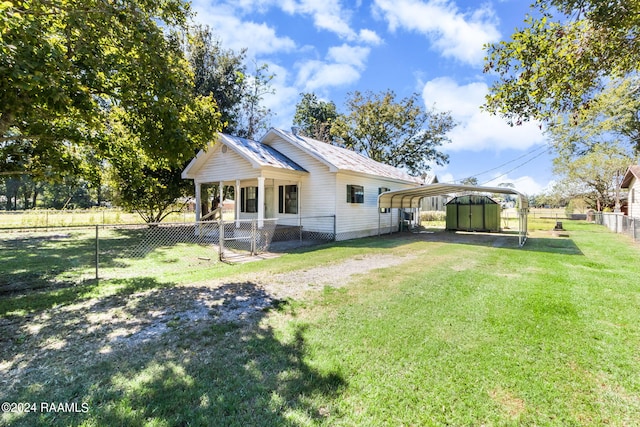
[219,181,224,212]
[257,176,265,228]
[195,182,201,221]
[298,180,302,242]
[235,180,240,228]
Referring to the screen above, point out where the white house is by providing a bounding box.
[621,164,640,218]
[181,128,432,241]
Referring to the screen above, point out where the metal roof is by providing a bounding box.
[378,183,529,209]
[220,134,307,171]
[266,128,426,184]
[378,183,530,246]
[182,133,306,179]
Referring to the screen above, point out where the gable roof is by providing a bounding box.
[621,165,640,189]
[263,128,424,184]
[182,133,306,179]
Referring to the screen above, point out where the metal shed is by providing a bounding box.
[445,195,501,232]
[377,183,529,246]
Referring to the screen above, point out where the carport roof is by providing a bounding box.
[378,183,530,247]
[378,183,529,209]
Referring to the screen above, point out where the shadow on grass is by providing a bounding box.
[0,280,346,426]
[283,229,584,256]
[0,225,218,295]
[0,277,174,317]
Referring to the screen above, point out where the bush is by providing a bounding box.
[420,211,446,222]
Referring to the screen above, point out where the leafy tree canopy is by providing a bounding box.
[187,25,247,135]
[293,93,338,142]
[330,90,455,176]
[484,0,640,132]
[1,0,220,179]
[546,79,636,210]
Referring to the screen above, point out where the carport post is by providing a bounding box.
[95,225,99,280]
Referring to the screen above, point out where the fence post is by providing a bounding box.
[95,224,99,280]
[218,219,224,262]
[251,219,256,255]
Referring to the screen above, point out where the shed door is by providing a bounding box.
[458,205,471,230]
[470,205,485,230]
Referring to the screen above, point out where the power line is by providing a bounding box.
[480,147,552,185]
[460,144,550,183]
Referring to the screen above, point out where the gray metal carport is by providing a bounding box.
[377,183,529,246]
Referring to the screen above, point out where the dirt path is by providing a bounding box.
[0,251,417,396]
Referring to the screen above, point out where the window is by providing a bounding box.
[240,186,258,213]
[379,187,390,213]
[279,185,298,214]
[347,185,364,204]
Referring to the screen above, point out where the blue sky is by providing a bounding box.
[190,0,553,195]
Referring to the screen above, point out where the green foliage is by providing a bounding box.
[234,62,275,140]
[293,92,338,142]
[545,80,636,210]
[460,176,479,185]
[331,90,455,176]
[1,0,221,178]
[484,1,640,130]
[187,25,247,134]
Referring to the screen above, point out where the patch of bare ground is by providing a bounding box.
[0,252,416,399]
[488,386,526,418]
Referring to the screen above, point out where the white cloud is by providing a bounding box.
[327,44,371,68]
[205,0,380,44]
[190,2,296,55]
[259,62,300,129]
[422,77,545,152]
[483,175,546,196]
[359,29,383,45]
[294,43,371,91]
[373,0,500,65]
[296,61,362,91]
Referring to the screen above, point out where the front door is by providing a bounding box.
[265,186,275,218]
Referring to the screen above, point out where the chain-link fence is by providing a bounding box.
[0,223,222,287]
[219,215,336,260]
[1,216,337,288]
[594,212,640,242]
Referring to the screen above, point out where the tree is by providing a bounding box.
[187,26,247,134]
[460,177,479,186]
[484,0,640,133]
[331,90,455,176]
[293,93,338,142]
[106,98,221,222]
[1,1,220,179]
[235,62,275,140]
[546,80,636,210]
[108,158,193,223]
[552,144,629,211]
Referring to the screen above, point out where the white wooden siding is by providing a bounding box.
[194,148,257,183]
[266,137,337,232]
[189,134,421,239]
[334,173,415,240]
[630,178,640,219]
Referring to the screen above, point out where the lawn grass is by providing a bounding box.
[286,226,640,425]
[2,219,640,426]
